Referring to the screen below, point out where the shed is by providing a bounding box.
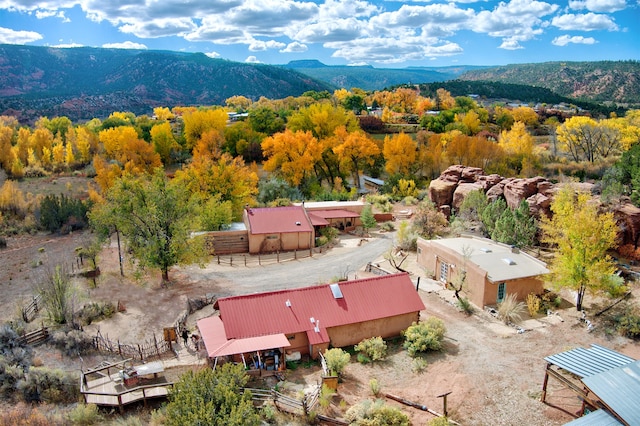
[416,235,549,307]
[243,205,314,254]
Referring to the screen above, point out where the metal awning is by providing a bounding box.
[564,409,623,426]
[544,344,635,378]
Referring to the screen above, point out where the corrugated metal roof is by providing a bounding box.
[310,209,360,219]
[544,344,635,378]
[307,328,330,345]
[216,273,425,339]
[246,205,313,234]
[428,236,549,281]
[308,213,330,226]
[564,409,623,426]
[197,316,290,357]
[582,360,640,426]
[296,200,365,210]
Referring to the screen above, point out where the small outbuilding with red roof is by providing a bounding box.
[197,273,425,374]
[243,205,315,254]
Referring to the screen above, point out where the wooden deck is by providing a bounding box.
[80,360,173,412]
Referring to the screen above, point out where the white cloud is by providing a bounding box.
[499,39,524,50]
[280,41,308,53]
[0,27,43,44]
[347,61,369,66]
[204,51,221,58]
[473,0,558,41]
[248,39,286,52]
[102,41,148,49]
[35,10,70,22]
[568,0,627,12]
[551,12,619,31]
[245,55,261,63]
[51,42,84,48]
[294,18,367,43]
[552,34,597,46]
[119,18,197,38]
[327,37,463,64]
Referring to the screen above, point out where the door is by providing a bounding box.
[497,282,506,303]
[439,262,448,284]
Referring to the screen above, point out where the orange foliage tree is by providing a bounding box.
[262,129,322,187]
[383,133,417,176]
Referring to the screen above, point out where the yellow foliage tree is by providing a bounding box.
[556,116,620,162]
[511,106,538,125]
[0,125,14,172]
[28,127,54,162]
[99,126,140,160]
[182,109,228,149]
[225,95,252,111]
[153,107,175,121]
[262,129,322,187]
[436,88,455,110]
[383,133,416,176]
[75,126,93,164]
[287,103,358,140]
[93,155,123,192]
[499,121,535,174]
[150,122,179,165]
[332,127,381,189]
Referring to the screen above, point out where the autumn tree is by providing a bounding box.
[90,169,206,282]
[411,200,449,239]
[499,121,536,175]
[262,129,322,188]
[225,95,253,112]
[383,133,416,176]
[332,127,380,189]
[150,122,179,164]
[182,109,228,150]
[556,116,621,162]
[540,184,623,311]
[153,106,175,121]
[511,106,538,126]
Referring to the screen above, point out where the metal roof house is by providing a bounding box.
[541,344,640,426]
[197,273,425,373]
[243,205,314,254]
[416,235,549,307]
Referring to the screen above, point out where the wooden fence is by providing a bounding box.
[21,294,43,322]
[92,330,174,361]
[18,326,49,345]
[244,384,321,416]
[214,246,332,267]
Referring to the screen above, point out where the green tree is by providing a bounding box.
[360,205,377,234]
[164,363,260,426]
[491,200,537,248]
[540,184,623,311]
[480,198,507,237]
[90,169,206,282]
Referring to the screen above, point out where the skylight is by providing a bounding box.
[502,258,516,265]
[329,283,344,299]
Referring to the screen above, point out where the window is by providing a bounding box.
[439,262,448,283]
[497,282,506,303]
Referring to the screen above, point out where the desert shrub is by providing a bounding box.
[498,293,526,325]
[618,244,640,262]
[0,402,55,426]
[402,318,446,356]
[318,384,336,410]
[0,324,33,370]
[396,220,418,251]
[369,378,380,396]
[428,416,455,426]
[354,337,387,363]
[366,194,393,213]
[379,221,395,232]
[345,399,409,426]
[616,309,640,339]
[0,359,24,399]
[38,265,78,325]
[401,195,419,206]
[456,297,474,315]
[526,293,541,317]
[320,225,339,242]
[50,329,94,356]
[67,403,103,425]
[39,194,90,234]
[324,348,350,376]
[315,236,329,247]
[411,200,449,239]
[75,302,115,326]
[18,366,79,403]
[412,357,428,374]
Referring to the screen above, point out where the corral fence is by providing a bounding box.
[21,294,43,322]
[244,384,321,416]
[214,246,333,267]
[364,262,393,276]
[18,326,49,345]
[92,330,174,361]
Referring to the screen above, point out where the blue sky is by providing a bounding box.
[0,0,638,68]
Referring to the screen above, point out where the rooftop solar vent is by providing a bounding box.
[502,258,516,265]
[480,247,492,253]
[330,283,344,299]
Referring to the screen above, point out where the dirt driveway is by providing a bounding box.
[3,229,639,425]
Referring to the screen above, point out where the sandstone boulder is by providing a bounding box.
[504,177,544,209]
[453,182,484,211]
[429,178,458,208]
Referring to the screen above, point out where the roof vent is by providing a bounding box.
[295,221,301,226]
[314,320,320,333]
[285,299,291,307]
[310,317,315,323]
[330,283,344,299]
[480,247,492,253]
[502,258,516,265]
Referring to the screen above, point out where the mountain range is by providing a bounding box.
[0,44,637,124]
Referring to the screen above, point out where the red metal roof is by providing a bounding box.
[310,209,360,219]
[245,205,313,234]
[197,316,290,357]
[215,273,425,339]
[308,213,330,226]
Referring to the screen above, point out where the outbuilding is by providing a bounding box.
[416,235,549,308]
